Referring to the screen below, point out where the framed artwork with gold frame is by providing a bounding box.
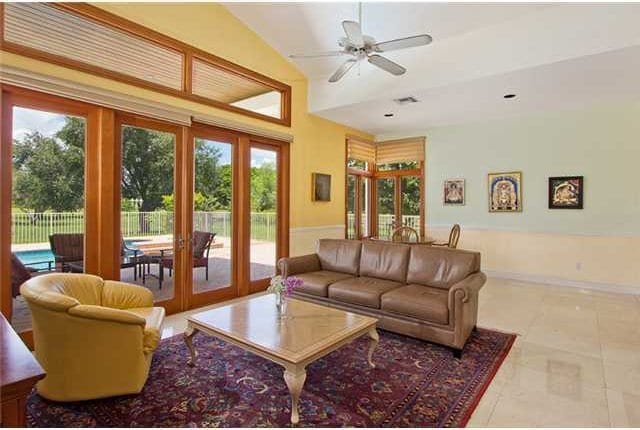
[488,171,522,212]
[312,173,331,202]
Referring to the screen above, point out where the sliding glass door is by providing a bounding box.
[116,114,183,314]
[249,145,279,287]
[7,103,87,333]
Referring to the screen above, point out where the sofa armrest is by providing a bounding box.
[447,272,486,307]
[102,280,154,309]
[278,254,321,277]
[447,272,487,349]
[68,304,146,326]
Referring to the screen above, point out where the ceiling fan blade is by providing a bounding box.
[367,54,406,76]
[374,34,433,53]
[342,20,364,47]
[328,58,358,83]
[289,51,346,59]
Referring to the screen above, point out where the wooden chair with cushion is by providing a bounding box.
[433,224,461,249]
[391,226,419,243]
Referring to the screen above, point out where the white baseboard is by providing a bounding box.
[485,270,640,296]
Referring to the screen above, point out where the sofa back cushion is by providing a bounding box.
[317,239,362,275]
[407,246,481,289]
[359,241,410,283]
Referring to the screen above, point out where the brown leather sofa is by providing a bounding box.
[278,239,486,356]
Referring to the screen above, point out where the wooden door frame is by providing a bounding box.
[0,85,115,332]
[114,113,186,315]
[247,138,290,294]
[185,123,239,309]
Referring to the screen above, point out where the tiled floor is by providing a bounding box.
[160,277,640,427]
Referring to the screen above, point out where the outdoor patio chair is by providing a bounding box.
[160,231,216,286]
[49,233,84,272]
[11,253,54,298]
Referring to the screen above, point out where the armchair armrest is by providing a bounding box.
[447,272,487,309]
[278,254,321,277]
[102,280,154,309]
[68,304,146,326]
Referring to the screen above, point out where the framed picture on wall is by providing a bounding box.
[312,173,331,202]
[548,176,583,209]
[443,179,465,205]
[488,171,522,212]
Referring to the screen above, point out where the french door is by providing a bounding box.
[1,85,289,344]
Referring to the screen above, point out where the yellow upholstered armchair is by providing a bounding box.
[20,273,165,402]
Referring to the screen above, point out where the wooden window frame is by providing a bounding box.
[345,143,425,240]
[0,3,292,127]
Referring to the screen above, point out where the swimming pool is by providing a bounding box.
[15,241,141,271]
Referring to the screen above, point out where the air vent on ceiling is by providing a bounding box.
[393,96,420,105]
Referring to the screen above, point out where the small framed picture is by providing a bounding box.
[488,171,522,212]
[549,176,583,209]
[443,179,465,205]
[312,173,331,202]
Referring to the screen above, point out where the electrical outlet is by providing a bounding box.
[576,262,582,271]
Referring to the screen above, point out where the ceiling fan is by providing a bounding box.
[289,4,432,83]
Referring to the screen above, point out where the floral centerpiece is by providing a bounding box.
[268,275,303,314]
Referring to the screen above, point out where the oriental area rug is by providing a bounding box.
[27,328,515,427]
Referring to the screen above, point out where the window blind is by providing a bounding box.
[347,136,376,164]
[376,137,425,165]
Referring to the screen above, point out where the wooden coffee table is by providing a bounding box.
[184,294,379,424]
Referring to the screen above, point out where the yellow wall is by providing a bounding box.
[0,3,371,248]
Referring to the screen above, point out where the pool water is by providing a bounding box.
[15,241,141,271]
[15,249,55,270]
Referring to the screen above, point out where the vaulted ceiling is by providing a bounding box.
[225,3,640,136]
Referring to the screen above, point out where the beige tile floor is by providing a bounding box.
[160,277,640,427]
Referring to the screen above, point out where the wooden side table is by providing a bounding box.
[1,314,45,427]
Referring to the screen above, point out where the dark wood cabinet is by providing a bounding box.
[1,314,44,427]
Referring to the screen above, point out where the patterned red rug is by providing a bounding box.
[27,328,515,427]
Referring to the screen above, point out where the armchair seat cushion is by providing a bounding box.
[329,276,402,309]
[381,284,449,325]
[296,271,354,297]
[128,307,166,353]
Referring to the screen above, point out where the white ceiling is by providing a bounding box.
[225,3,640,137]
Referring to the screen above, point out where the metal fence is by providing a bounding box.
[11,211,277,245]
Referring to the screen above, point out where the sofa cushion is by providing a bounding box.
[317,239,362,275]
[329,276,402,309]
[295,270,354,297]
[381,284,449,325]
[359,241,410,283]
[407,246,481,289]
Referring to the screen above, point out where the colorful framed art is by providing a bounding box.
[488,171,522,212]
[443,179,465,205]
[548,176,583,209]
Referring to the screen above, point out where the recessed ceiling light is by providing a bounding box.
[384,113,394,117]
[503,94,517,99]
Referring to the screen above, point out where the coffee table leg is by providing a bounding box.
[184,325,199,366]
[283,365,307,425]
[367,327,379,368]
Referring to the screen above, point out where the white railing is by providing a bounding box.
[11,211,277,245]
[347,214,421,239]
